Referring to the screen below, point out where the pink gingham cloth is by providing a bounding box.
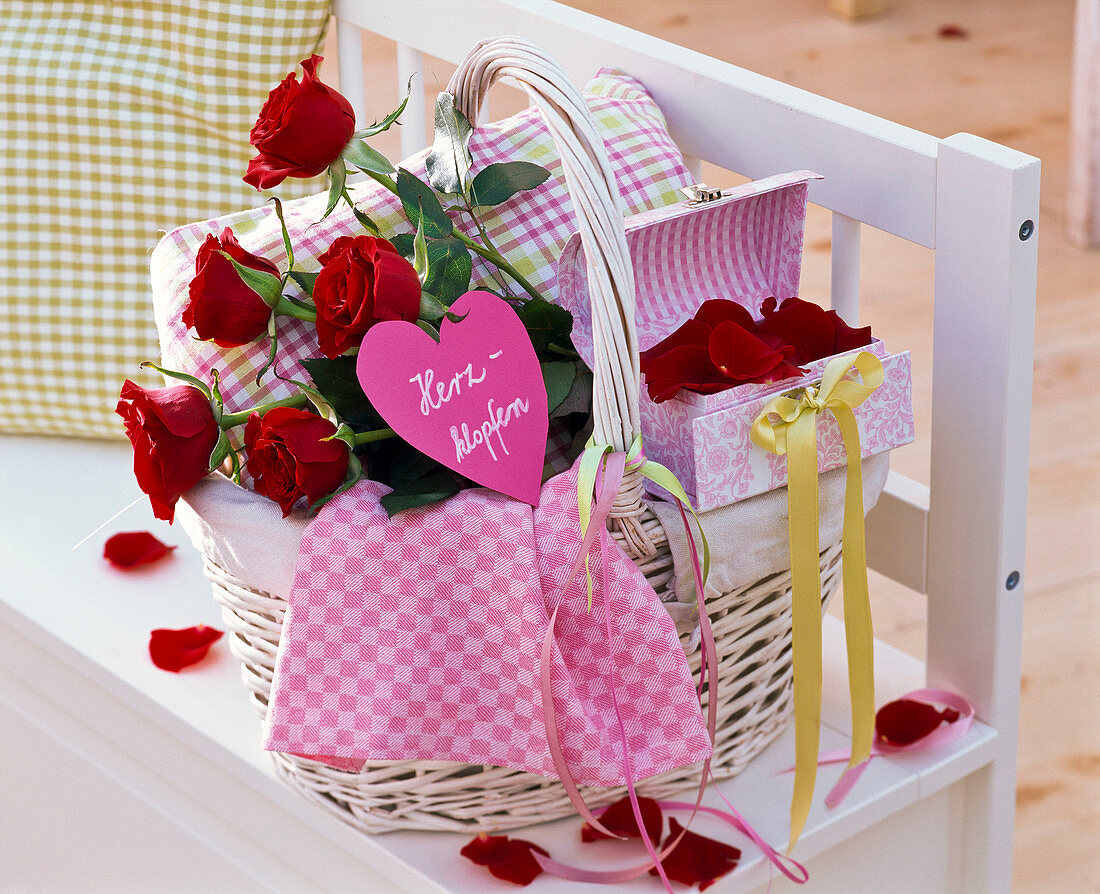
[263,464,712,784]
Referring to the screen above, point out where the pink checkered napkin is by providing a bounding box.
[263,468,711,785]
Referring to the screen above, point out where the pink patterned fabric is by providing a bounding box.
[263,465,711,784]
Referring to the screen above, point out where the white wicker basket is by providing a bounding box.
[181,36,850,835]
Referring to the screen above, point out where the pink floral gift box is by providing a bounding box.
[558,170,915,511]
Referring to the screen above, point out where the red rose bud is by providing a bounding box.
[148,625,223,672]
[182,228,281,348]
[244,55,356,190]
[116,381,221,523]
[244,407,349,516]
[312,235,421,358]
[460,834,549,887]
[103,531,176,569]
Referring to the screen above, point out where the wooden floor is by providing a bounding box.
[344,2,1098,888]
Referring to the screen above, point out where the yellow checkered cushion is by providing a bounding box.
[0,1,332,437]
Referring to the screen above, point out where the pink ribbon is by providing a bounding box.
[536,448,806,888]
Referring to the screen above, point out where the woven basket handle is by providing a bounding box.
[447,37,641,454]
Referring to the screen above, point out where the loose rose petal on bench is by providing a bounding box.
[103,531,176,569]
[460,834,550,886]
[649,817,741,891]
[149,625,224,672]
[937,24,970,39]
[876,697,961,746]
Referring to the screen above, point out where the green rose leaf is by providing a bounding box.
[397,168,453,238]
[389,233,415,260]
[381,470,462,516]
[342,139,396,175]
[419,291,447,322]
[416,319,441,342]
[220,253,284,308]
[354,79,413,140]
[550,365,593,419]
[470,162,552,207]
[287,270,318,297]
[412,212,430,280]
[323,156,348,220]
[541,361,577,415]
[423,237,472,305]
[299,356,387,431]
[348,198,381,235]
[425,92,474,196]
[516,297,574,354]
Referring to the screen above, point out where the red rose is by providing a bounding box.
[244,55,356,190]
[640,299,803,403]
[182,228,280,348]
[758,296,873,364]
[116,381,220,523]
[244,407,349,516]
[312,235,421,358]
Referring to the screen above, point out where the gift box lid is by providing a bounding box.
[557,169,823,377]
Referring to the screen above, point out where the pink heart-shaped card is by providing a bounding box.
[357,291,549,505]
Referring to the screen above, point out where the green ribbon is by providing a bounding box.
[576,435,710,608]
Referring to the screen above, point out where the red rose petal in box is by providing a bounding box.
[580,795,663,845]
[758,296,873,365]
[639,297,813,403]
[148,625,224,673]
[876,697,961,747]
[692,298,759,332]
[460,834,550,886]
[708,320,803,384]
[643,343,737,402]
[650,817,742,891]
[103,531,176,569]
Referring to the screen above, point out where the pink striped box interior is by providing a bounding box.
[557,171,914,510]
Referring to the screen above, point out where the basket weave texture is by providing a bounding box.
[184,36,847,834]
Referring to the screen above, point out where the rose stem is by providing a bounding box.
[219,393,308,429]
[352,428,397,445]
[272,296,317,322]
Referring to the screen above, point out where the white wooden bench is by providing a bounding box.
[0,1,1038,890]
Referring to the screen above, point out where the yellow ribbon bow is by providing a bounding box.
[750,350,884,850]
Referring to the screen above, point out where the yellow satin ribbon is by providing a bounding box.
[750,350,884,850]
